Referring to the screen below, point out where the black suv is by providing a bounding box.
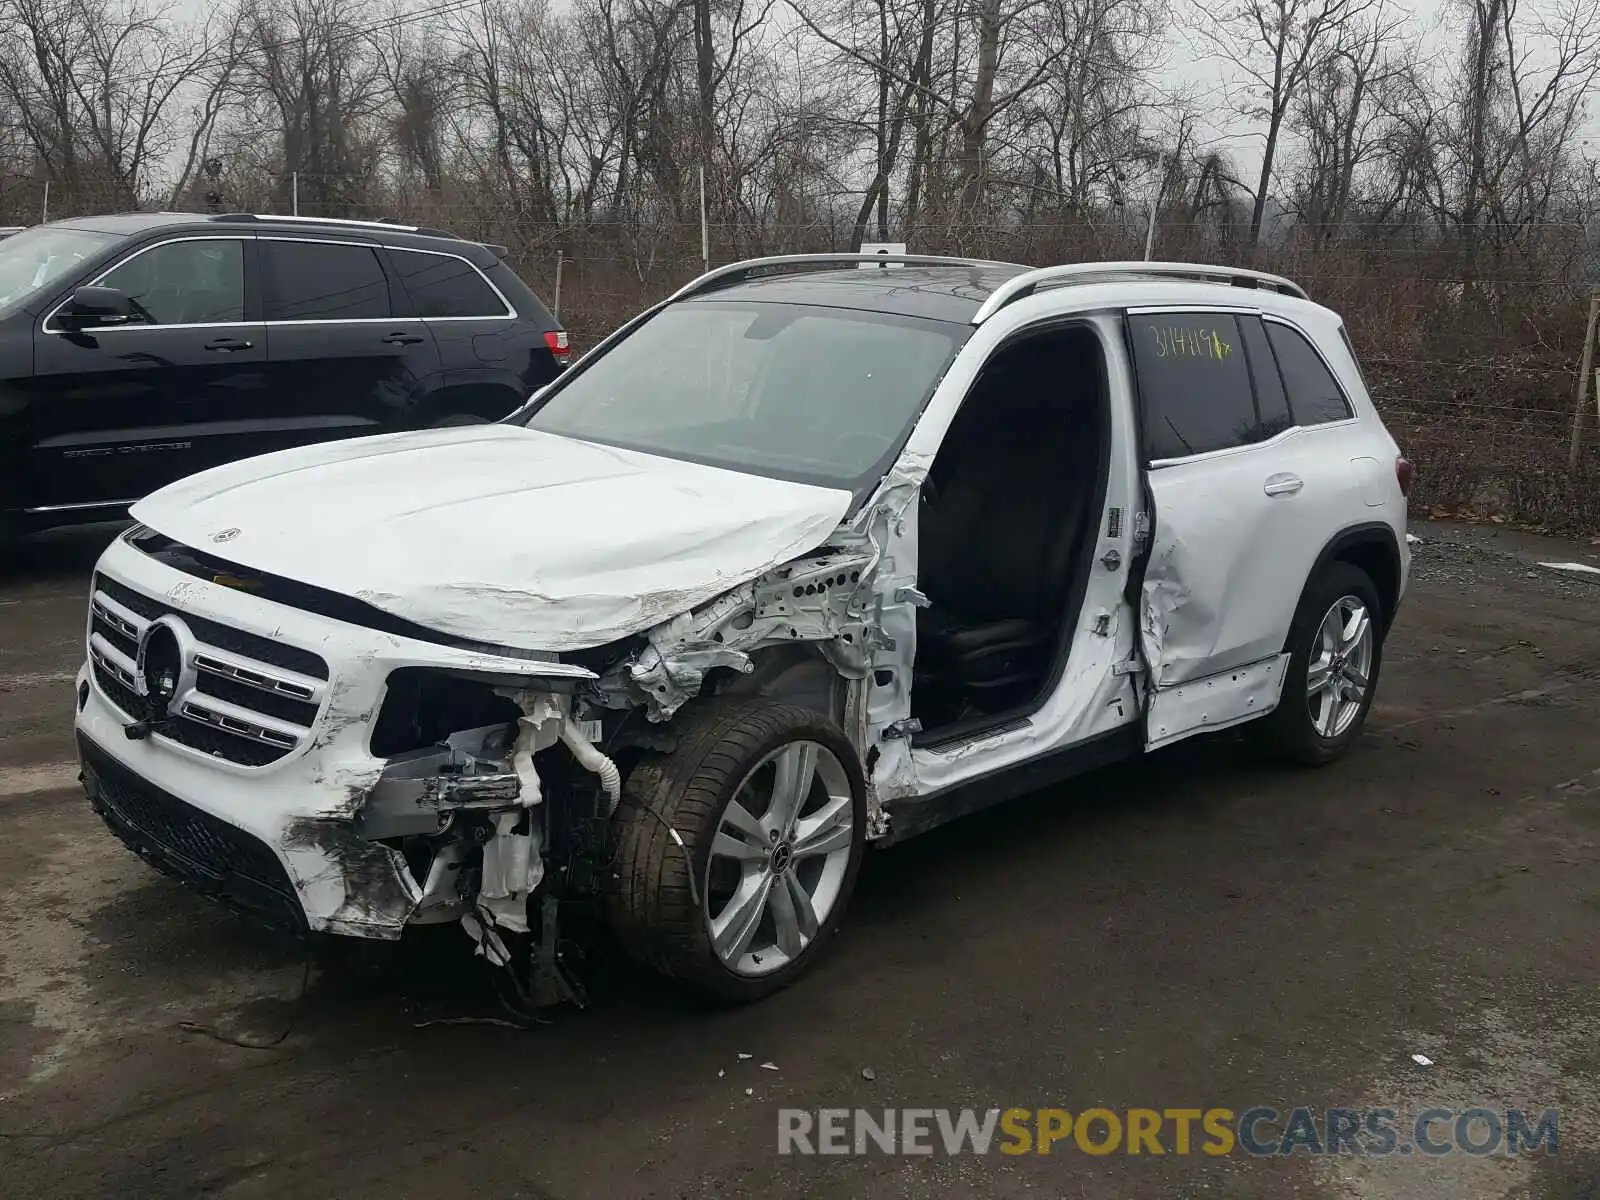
[0,212,567,542]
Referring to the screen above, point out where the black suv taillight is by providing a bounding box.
[544,330,570,365]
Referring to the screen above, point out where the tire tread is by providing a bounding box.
[606,698,866,1001]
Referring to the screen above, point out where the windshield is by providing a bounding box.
[524,300,968,491]
[0,226,120,318]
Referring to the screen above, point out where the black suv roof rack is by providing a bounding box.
[210,213,462,241]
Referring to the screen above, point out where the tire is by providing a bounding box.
[1253,561,1386,766]
[606,698,868,1003]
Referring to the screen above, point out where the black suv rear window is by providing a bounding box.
[390,249,506,318]
[261,241,390,320]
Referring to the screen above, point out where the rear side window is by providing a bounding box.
[1266,320,1353,425]
[1130,312,1261,460]
[261,241,390,320]
[390,250,507,318]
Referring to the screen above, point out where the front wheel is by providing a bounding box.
[607,698,867,1003]
[1253,562,1385,766]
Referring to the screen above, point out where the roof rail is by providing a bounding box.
[666,252,1029,304]
[210,212,462,240]
[970,260,1309,323]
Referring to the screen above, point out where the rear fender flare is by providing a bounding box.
[1291,521,1403,639]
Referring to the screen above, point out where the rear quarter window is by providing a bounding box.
[1265,320,1354,425]
[390,250,508,318]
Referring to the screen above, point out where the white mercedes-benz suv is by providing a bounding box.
[75,255,1410,1005]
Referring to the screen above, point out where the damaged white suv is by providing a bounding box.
[75,254,1411,1003]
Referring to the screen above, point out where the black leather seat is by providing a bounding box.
[914,369,1097,709]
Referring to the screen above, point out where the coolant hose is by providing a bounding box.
[559,714,622,811]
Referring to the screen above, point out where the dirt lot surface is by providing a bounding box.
[1,519,1596,1199]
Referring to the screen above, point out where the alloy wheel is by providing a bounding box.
[703,740,856,977]
[1305,594,1375,739]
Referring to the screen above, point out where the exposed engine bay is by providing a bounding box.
[348,545,882,1011]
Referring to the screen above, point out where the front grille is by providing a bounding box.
[88,573,329,767]
[96,575,328,678]
[80,734,306,936]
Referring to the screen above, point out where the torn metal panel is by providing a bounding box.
[850,461,927,808]
[617,549,878,722]
[413,840,469,924]
[1144,653,1290,751]
[280,817,423,940]
[1138,537,1220,690]
[130,425,853,654]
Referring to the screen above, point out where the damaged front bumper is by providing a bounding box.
[76,724,414,939]
[74,535,601,943]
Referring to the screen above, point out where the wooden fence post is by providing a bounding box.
[1568,295,1600,473]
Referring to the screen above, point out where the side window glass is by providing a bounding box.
[1240,315,1293,437]
[1267,320,1353,425]
[98,240,245,326]
[1129,312,1260,460]
[391,251,506,318]
[261,241,390,320]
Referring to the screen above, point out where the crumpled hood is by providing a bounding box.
[129,425,853,652]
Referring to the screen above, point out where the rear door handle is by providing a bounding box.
[1263,472,1304,497]
[382,331,426,345]
[204,337,253,352]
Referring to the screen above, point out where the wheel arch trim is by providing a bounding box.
[1297,521,1403,634]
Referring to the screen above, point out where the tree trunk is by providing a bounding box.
[959,0,1001,215]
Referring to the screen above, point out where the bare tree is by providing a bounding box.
[1284,0,1409,235]
[786,0,949,246]
[375,2,451,196]
[1414,0,1600,283]
[1011,0,1168,213]
[231,0,389,215]
[0,0,226,211]
[1198,0,1377,244]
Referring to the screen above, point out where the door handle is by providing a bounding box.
[1263,473,1304,497]
[382,332,426,345]
[203,337,253,352]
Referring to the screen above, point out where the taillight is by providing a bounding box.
[544,330,569,365]
[1396,455,1413,496]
